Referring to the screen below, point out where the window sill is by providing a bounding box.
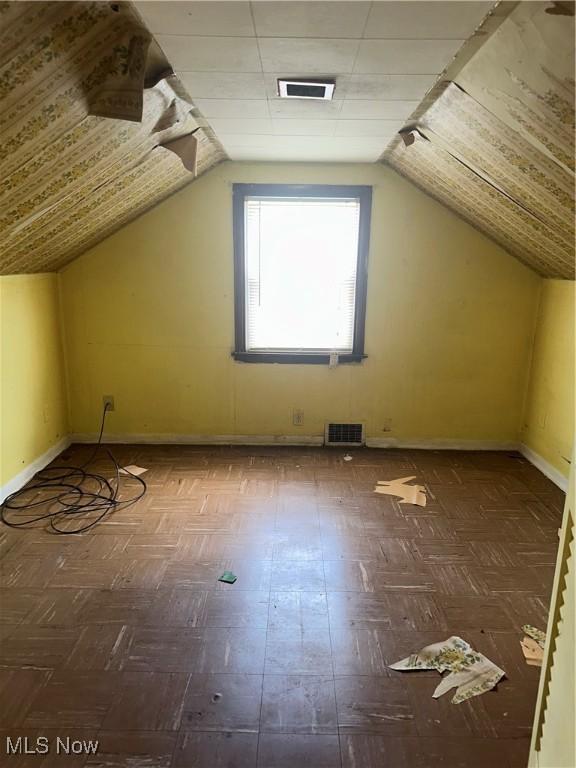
[232,352,366,364]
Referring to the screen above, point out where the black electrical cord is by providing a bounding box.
[0,404,147,534]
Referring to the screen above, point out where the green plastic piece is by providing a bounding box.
[218,571,237,584]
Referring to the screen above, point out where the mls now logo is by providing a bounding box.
[6,736,99,756]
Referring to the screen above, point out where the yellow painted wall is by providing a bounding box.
[59,162,540,443]
[522,280,575,479]
[0,274,68,486]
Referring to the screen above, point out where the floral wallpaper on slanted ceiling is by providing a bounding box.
[0,1,224,275]
[384,1,575,279]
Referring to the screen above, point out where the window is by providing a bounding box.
[232,184,372,364]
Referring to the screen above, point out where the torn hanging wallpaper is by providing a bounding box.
[384,1,575,279]
[0,1,225,275]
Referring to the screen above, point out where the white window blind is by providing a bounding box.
[244,197,360,352]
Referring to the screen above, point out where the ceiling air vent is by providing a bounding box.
[278,78,335,100]
[325,423,364,446]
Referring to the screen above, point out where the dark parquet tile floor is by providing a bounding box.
[0,445,564,767]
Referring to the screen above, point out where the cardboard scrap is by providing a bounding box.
[390,635,505,703]
[520,637,543,667]
[520,624,546,667]
[119,465,149,476]
[218,571,237,584]
[374,476,426,506]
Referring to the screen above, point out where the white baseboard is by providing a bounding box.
[519,444,569,493]
[0,436,71,503]
[365,437,519,450]
[71,432,517,452]
[70,432,325,447]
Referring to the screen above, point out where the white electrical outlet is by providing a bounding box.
[103,395,115,412]
[292,409,304,426]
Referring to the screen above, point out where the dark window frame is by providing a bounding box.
[232,183,372,364]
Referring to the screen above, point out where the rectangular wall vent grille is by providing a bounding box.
[325,423,364,446]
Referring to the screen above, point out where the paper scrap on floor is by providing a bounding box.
[520,624,546,666]
[390,636,505,703]
[374,476,426,506]
[521,637,543,666]
[119,465,148,476]
[523,624,546,647]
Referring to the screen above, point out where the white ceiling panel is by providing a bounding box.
[179,72,267,99]
[137,2,255,37]
[156,35,261,72]
[272,119,338,136]
[227,146,385,162]
[339,100,420,119]
[193,99,270,119]
[252,2,371,39]
[207,135,273,149]
[354,39,463,75]
[345,74,437,100]
[364,2,494,39]
[219,135,388,162]
[208,118,273,135]
[268,99,344,118]
[334,119,403,137]
[218,135,380,149]
[137,0,497,162]
[258,38,360,74]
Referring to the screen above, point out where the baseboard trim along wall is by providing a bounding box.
[2,435,567,502]
[518,443,569,493]
[70,433,519,452]
[0,436,72,504]
[70,433,326,446]
[365,438,519,451]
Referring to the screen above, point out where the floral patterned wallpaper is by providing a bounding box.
[0,1,225,274]
[384,2,575,279]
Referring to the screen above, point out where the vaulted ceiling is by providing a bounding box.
[0,1,574,279]
[136,0,494,163]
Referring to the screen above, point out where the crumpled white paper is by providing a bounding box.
[390,635,505,704]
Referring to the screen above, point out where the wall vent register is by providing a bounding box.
[325,423,365,446]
